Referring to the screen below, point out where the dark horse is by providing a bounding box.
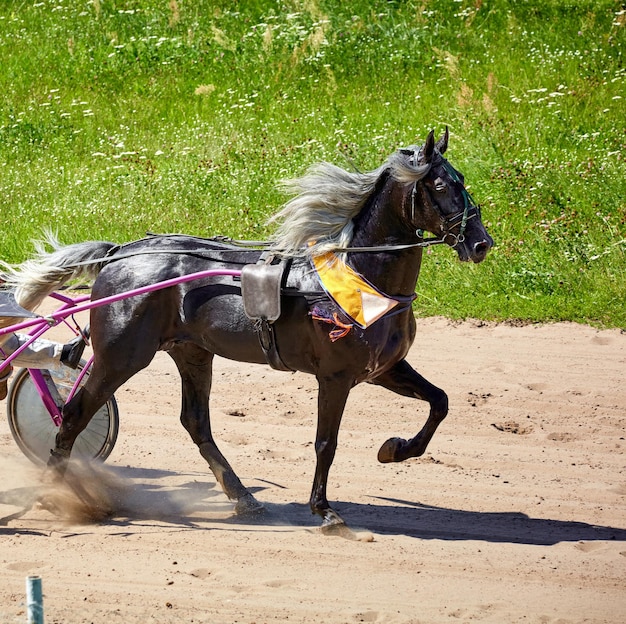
[5,130,492,527]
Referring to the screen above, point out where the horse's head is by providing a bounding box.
[407,129,493,263]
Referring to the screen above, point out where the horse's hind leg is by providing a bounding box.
[169,344,262,515]
[47,384,115,473]
[47,355,149,475]
[370,359,448,463]
[48,298,165,475]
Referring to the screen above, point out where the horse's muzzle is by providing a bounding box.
[458,235,493,263]
[471,238,492,263]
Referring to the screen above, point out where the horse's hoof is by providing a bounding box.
[36,494,60,515]
[320,510,361,539]
[46,449,70,477]
[42,464,65,485]
[377,437,405,463]
[234,493,264,517]
[320,508,345,528]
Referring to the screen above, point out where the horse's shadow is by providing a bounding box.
[99,467,626,545]
[2,466,625,546]
[326,496,626,545]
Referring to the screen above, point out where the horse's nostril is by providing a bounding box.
[474,240,491,260]
[473,241,490,257]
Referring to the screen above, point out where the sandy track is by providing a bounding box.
[1,318,625,623]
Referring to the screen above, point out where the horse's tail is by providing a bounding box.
[0,234,117,311]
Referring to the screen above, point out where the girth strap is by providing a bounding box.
[255,319,292,372]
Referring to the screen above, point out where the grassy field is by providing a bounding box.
[0,0,624,326]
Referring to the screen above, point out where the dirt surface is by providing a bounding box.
[1,316,625,623]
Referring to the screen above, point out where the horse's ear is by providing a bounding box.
[436,126,449,155]
[423,130,435,163]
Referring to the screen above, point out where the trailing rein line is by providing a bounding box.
[30,159,481,269]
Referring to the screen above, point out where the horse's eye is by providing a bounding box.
[434,178,447,193]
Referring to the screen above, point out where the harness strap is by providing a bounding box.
[55,236,458,271]
[255,320,293,372]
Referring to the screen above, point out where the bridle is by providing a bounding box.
[410,158,481,250]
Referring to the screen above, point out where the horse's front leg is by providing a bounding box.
[310,374,353,528]
[370,359,448,463]
[169,345,261,516]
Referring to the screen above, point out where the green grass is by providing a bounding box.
[0,0,624,326]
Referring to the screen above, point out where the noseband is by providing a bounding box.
[411,158,481,249]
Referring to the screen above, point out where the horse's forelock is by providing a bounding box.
[387,146,432,184]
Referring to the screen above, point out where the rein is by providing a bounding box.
[55,232,462,270]
[49,232,456,270]
[52,158,481,269]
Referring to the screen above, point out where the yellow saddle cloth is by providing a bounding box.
[311,251,403,329]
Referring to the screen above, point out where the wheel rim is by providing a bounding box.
[7,366,116,465]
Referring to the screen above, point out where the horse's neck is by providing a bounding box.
[347,180,423,297]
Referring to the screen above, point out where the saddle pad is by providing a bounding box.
[241,262,285,322]
[311,251,400,329]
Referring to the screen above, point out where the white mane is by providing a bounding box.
[268,146,431,258]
